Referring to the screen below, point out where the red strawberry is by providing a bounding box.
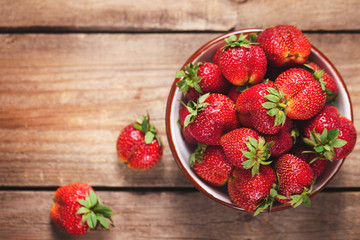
[265,130,293,157]
[274,154,314,207]
[116,115,163,170]
[302,106,355,162]
[213,43,226,65]
[219,33,267,86]
[176,62,230,101]
[228,166,277,214]
[236,82,284,135]
[220,128,273,175]
[50,183,113,235]
[335,116,357,160]
[183,93,239,145]
[305,62,338,102]
[292,144,328,178]
[178,105,198,145]
[257,25,311,67]
[274,67,326,120]
[190,144,234,186]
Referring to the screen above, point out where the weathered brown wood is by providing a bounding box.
[0,190,359,239]
[1,0,360,32]
[0,33,359,187]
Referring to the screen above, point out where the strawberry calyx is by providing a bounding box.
[288,183,313,208]
[302,128,347,163]
[189,143,208,167]
[254,183,287,216]
[223,33,260,51]
[241,137,274,176]
[76,190,114,231]
[132,114,162,145]
[181,93,211,127]
[176,62,204,96]
[262,87,287,127]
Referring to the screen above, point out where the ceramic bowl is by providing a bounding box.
[165,29,353,211]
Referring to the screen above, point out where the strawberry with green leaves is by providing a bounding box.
[116,114,163,170]
[228,166,277,214]
[219,33,267,86]
[220,128,273,176]
[236,82,284,135]
[257,25,311,67]
[274,154,314,208]
[271,67,327,120]
[50,183,113,235]
[190,143,234,186]
[304,62,338,102]
[182,93,239,145]
[302,105,356,162]
[176,62,230,101]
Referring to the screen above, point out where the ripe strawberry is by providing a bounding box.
[176,62,230,101]
[183,93,238,145]
[302,106,356,162]
[257,25,311,67]
[274,154,314,207]
[265,130,293,157]
[236,82,284,135]
[213,43,226,65]
[116,114,163,170]
[190,143,234,186]
[178,105,198,145]
[220,128,273,175]
[273,67,326,120]
[291,144,328,178]
[335,116,357,160]
[50,183,113,235]
[305,62,338,102]
[219,33,267,86]
[228,166,277,214]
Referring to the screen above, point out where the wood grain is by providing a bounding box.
[0,190,359,239]
[1,0,359,32]
[0,33,359,187]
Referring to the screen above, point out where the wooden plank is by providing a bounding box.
[0,0,359,32]
[0,33,359,187]
[0,190,359,239]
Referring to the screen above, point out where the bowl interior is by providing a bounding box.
[166,29,353,211]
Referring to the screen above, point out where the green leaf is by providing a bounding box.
[248,137,258,148]
[89,190,98,207]
[242,159,254,169]
[144,131,155,144]
[76,207,91,215]
[266,87,280,97]
[264,94,279,103]
[176,70,186,78]
[328,128,339,141]
[302,195,311,207]
[95,204,114,219]
[332,138,347,148]
[267,108,279,117]
[320,128,328,144]
[315,145,324,153]
[262,102,277,109]
[97,215,109,229]
[78,199,90,208]
[87,212,98,229]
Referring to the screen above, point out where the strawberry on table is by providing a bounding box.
[257,25,311,67]
[182,93,239,145]
[190,143,234,186]
[219,33,267,86]
[274,154,314,208]
[116,114,163,170]
[50,183,113,235]
[176,62,230,101]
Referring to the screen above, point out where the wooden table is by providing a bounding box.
[0,1,359,239]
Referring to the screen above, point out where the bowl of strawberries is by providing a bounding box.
[166,25,356,214]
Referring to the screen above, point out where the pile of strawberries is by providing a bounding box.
[176,25,356,215]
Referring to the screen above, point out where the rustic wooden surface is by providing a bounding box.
[0,1,359,239]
